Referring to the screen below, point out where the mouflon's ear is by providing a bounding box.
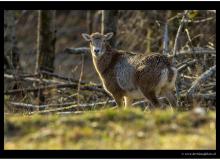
[81,33,91,41]
[104,32,114,40]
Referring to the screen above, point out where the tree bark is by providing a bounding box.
[4,10,19,70]
[35,10,56,74]
[101,10,118,47]
[35,10,56,105]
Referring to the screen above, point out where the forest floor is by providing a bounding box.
[4,108,216,149]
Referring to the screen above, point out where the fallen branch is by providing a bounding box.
[201,82,216,88]
[64,47,90,55]
[181,75,197,80]
[5,73,107,96]
[8,100,115,113]
[4,73,62,85]
[177,59,197,72]
[168,48,216,60]
[40,70,102,88]
[200,85,216,92]
[9,102,47,110]
[41,70,79,82]
[177,48,216,56]
[183,17,215,24]
[187,65,216,98]
[176,59,192,68]
[4,82,108,96]
[9,98,157,113]
[9,99,156,115]
[9,101,81,110]
[15,73,39,78]
[29,100,116,114]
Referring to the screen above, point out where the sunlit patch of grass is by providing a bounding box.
[153,109,175,125]
[4,108,216,149]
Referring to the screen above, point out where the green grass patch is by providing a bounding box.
[4,108,216,149]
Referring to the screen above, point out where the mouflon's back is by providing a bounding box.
[115,52,177,96]
[135,53,176,95]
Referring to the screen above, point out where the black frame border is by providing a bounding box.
[1,1,218,159]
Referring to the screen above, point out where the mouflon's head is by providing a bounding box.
[82,32,113,58]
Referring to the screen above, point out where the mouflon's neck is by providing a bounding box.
[92,44,115,74]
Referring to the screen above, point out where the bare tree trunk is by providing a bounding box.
[35,10,56,106]
[86,10,93,34]
[101,10,118,47]
[4,10,19,70]
[93,11,102,33]
[35,10,56,74]
[162,23,169,55]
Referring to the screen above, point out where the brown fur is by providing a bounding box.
[82,32,177,108]
[92,44,126,106]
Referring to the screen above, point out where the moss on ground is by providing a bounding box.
[4,108,216,149]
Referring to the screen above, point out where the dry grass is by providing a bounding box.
[4,108,216,149]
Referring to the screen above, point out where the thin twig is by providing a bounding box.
[177,59,197,72]
[183,17,215,24]
[173,10,189,57]
[185,28,193,48]
[177,48,216,56]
